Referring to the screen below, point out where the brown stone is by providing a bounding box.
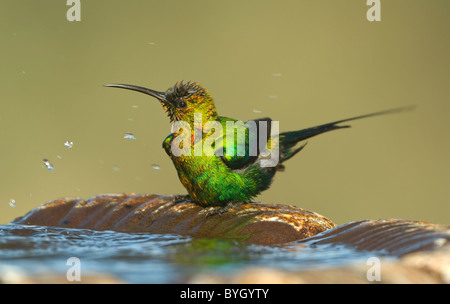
[10,193,450,283]
[297,219,450,256]
[12,193,335,245]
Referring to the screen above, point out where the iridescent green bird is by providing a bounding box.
[106,81,411,209]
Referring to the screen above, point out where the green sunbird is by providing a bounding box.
[106,81,412,210]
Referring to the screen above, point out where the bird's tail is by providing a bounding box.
[278,105,415,164]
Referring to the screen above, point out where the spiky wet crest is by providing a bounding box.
[162,81,218,123]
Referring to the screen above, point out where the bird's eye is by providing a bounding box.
[178,100,187,109]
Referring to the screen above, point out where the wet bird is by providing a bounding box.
[105,81,412,210]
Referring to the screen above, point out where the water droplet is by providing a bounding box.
[253,109,262,113]
[269,95,278,99]
[8,199,16,208]
[43,159,54,171]
[131,105,139,109]
[124,133,136,140]
[64,140,73,148]
[152,164,161,170]
[148,42,155,46]
[22,71,26,75]
[56,155,62,159]
[272,73,282,77]
[112,166,120,172]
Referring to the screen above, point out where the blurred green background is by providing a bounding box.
[0,0,449,225]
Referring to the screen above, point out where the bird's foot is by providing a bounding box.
[172,194,194,205]
[206,201,245,217]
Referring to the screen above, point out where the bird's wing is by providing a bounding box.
[214,116,272,170]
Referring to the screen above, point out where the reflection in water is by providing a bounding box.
[0,224,376,283]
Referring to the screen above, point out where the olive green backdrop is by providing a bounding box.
[0,0,449,225]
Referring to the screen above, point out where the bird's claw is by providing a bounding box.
[205,201,244,217]
[173,194,194,205]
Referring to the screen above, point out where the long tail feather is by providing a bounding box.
[279,105,415,163]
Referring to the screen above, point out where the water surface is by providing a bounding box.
[0,224,380,283]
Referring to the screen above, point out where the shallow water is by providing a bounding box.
[0,224,382,283]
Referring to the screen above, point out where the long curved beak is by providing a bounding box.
[104,83,166,101]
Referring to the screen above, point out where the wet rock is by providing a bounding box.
[296,219,450,256]
[12,193,335,245]
[9,193,450,283]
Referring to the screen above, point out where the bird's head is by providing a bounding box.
[105,81,218,124]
